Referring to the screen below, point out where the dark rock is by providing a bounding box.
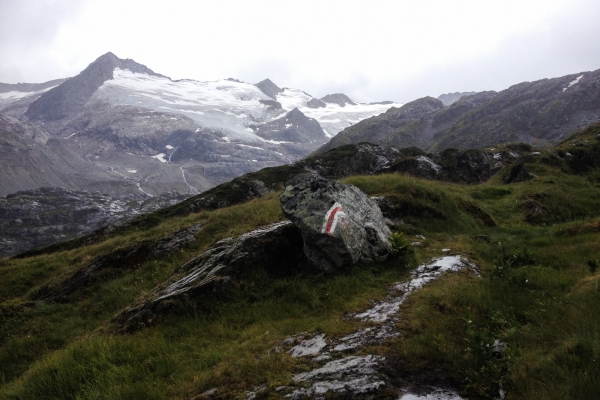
[258,99,282,111]
[303,143,403,178]
[255,78,283,100]
[317,96,444,153]
[34,223,203,303]
[307,98,326,109]
[114,221,306,331]
[320,93,356,107]
[387,147,502,184]
[253,108,327,144]
[280,174,391,272]
[503,162,535,184]
[387,155,441,180]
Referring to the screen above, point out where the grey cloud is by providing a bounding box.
[0,0,85,83]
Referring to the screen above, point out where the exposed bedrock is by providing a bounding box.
[114,221,307,331]
[280,173,391,272]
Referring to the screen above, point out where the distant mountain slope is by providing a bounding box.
[0,113,137,197]
[0,78,67,116]
[316,69,600,154]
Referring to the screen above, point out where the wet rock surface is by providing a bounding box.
[280,174,391,272]
[114,221,306,332]
[260,256,479,399]
[34,223,203,303]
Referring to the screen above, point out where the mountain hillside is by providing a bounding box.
[1,124,599,399]
[317,69,600,154]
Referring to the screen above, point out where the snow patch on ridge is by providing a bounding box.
[563,75,584,92]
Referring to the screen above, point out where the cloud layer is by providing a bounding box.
[1,0,599,103]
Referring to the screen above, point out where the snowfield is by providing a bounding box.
[92,68,402,140]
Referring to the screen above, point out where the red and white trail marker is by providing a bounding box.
[321,202,346,235]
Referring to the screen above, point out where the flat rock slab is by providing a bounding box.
[114,220,305,331]
[280,173,391,272]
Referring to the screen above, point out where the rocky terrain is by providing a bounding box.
[6,138,532,259]
[0,187,188,258]
[317,69,600,154]
[2,124,600,399]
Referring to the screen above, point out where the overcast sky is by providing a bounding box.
[1,0,599,103]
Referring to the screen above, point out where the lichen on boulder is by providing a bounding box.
[280,173,391,272]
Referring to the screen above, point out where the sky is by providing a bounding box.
[1,0,599,103]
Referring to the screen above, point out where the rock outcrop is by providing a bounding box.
[255,78,284,100]
[254,256,480,399]
[280,174,391,272]
[34,224,203,303]
[320,93,356,107]
[114,221,306,331]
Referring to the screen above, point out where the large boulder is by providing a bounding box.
[280,174,391,272]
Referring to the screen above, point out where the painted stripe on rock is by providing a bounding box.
[322,202,346,235]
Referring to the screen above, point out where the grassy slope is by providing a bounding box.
[1,127,600,399]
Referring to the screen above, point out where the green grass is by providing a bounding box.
[2,132,600,398]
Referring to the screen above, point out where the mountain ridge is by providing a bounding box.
[316,68,600,154]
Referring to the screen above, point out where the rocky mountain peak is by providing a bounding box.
[26,52,165,121]
[255,78,283,100]
[306,97,326,109]
[252,107,327,145]
[320,93,356,107]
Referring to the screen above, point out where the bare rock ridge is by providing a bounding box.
[0,78,68,94]
[255,78,284,100]
[251,107,327,144]
[318,69,600,153]
[26,52,165,121]
[280,174,391,272]
[437,91,476,106]
[320,93,356,107]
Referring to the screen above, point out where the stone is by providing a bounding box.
[114,221,306,331]
[280,174,391,272]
